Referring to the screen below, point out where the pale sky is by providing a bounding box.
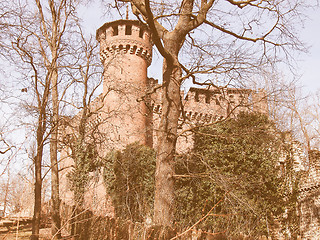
[299,7,320,93]
[80,3,320,93]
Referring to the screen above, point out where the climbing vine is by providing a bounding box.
[101,113,300,238]
[68,139,98,206]
[103,142,155,222]
[175,112,300,238]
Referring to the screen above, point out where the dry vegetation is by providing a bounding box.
[0,227,51,240]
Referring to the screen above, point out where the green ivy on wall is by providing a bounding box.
[103,142,156,222]
[101,112,300,238]
[175,112,300,238]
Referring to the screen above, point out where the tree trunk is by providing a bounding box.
[31,116,45,240]
[153,54,182,226]
[51,68,61,239]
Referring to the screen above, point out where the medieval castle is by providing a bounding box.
[59,19,320,239]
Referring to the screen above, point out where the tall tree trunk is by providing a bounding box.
[154,54,182,226]
[31,113,45,240]
[51,67,61,239]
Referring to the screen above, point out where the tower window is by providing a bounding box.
[205,94,210,103]
[139,28,144,38]
[125,25,132,35]
[112,26,118,36]
[195,92,199,102]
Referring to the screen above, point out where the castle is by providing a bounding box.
[94,19,268,151]
[59,19,319,239]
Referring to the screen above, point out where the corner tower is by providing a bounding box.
[96,20,153,148]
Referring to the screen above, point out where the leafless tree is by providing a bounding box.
[9,0,82,238]
[58,33,106,238]
[271,83,320,158]
[0,171,35,216]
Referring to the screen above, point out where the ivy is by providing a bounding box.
[175,112,300,238]
[101,113,299,238]
[68,139,98,206]
[103,142,155,222]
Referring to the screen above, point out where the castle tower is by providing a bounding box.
[96,20,153,148]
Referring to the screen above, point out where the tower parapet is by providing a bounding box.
[97,20,152,66]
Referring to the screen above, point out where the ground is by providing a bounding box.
[0,227,51,240]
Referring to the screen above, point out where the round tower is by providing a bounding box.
[96,20,153,148]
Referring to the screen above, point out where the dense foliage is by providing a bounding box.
[103,143,156,222]
[102,113,299,238]
[175,112,299,237]
[67,140,98,206]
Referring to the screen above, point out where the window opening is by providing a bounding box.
[112,26,118,36]
[195,92,199,102]
[125,25,132,35]
[205,94,210,103]
[229,95,235,104]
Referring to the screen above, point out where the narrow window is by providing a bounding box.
[195,92,199,102]
[139,28,144,38]
[112,26,118,36]
[125,25,132,35]
[205,94,210,103]
[280,162,285,175]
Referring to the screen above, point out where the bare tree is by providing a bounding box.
[59,33,105,238]
[0,171,35,216]
[10,0,81,238]
[13,36,50,239]
[272,84,320,158]
[109,0,315,226]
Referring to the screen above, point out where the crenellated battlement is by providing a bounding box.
[152,103,225,123]
[149,84,267,125]
[184,87,252,107]
[97,20,152,66]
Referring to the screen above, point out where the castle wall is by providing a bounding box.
[59,19,274,225]
[150,86,268,153]
[299,151,320,239]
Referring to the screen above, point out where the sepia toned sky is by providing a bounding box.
[299,7,320,92]
[80,3,320,93]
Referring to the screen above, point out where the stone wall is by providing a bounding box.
[299,150,320,239]
[150,84,268,152]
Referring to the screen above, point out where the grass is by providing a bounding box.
[0,227,51,240]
